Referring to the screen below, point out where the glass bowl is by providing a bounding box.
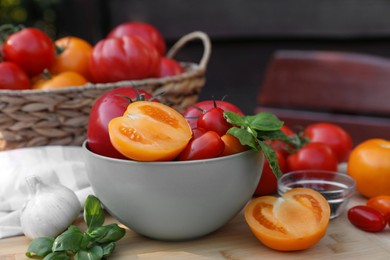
[277,170,356,219]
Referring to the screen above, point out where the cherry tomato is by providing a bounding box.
[254,149,287,196]
[178,131,225,161]
[286,142,338,172]
[191,127,207,139]
[347,139,390,198]
[107,21,166,55]
[245,188,330,251]
[33,71,88,90]
[50,36,93,80]
[109,101,192,161]
[0,62,31,90]
[304,122,352,162]
[366,195,390,221]
[158,57,184,78]
[197,106,233,136]
[3,27,55,77]
[89,35,160,83]
[347,205,387,232]
[183,100,244,129]
[87,87,155,159]
[220,134,249,156]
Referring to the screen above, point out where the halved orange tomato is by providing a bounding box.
[108,101,192,161]
[244,188,330,251]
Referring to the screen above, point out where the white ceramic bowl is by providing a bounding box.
[82,141,264,241]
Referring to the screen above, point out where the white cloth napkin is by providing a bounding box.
[0,146,93,239]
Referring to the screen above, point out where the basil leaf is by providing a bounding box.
[245,112,283,131]
[84,195,105,231]
[88,224,126,243]
[224,111,247,126]
[227,127,258,150]
[52,226,83,252]
[100,242,116,257]
[43,251,70,260]
[74,246,103,260]
[26,237,54,258]
[258,141,283,179]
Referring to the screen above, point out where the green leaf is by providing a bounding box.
[223,111,247,127]
[88,224,126,244]
[227,127,258,150]
[100,242,116,257]
[245,112,283,131]
[258,141,283,179]
[52,226,83,253]
[43,251,70,260]
[84,195,105,231]
[26,237,54,258]
[74,246,103,260]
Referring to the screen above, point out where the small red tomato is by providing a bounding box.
[158,57,184,78]
[366,195,390,222]
[0,62,31,90]
[254,149,287,196]
[3,27,55,77]
[191,127,207,139]
[183,100,244,129]
[178,131,225,161]
[197,107,233,136]
[286,142,338,172]
[347,205,387,232]
[304,122,352,162]
[107,21,166,55]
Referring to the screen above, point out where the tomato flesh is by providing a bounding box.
[245,188,330,251]
[109,101,192,161]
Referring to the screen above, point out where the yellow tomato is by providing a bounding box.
[347,139,390,198]
[245,188,330,251]
[51,36,93,80]
[108,101,192,161]
[33,71,88,90]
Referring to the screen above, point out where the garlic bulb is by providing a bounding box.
[20,176,82,239]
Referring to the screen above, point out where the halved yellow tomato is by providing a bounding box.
[108,101,192,161]
[245,188,330,251]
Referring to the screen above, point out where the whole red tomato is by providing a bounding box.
[348,205,387,232]
[183,100,244,129]
[177,131,225,161]
[254,150,287,196]
[89,35,160,83]
[286,142,338,172]
[0,62,31,90]
[304,122,352,162]
[197,106,233,136]
[158,57,184,78]
[107,21,166,56]
[3,27,55,77]
[87,87,155,159]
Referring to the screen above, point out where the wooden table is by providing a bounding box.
[1,194,390,259]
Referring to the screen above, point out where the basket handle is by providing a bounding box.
[166,31,211,70]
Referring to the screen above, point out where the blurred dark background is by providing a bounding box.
[2,0,390,115]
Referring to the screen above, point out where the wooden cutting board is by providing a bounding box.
[1,194,390,260]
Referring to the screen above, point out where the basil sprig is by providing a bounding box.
[224,111,300,179]
[26,195,126,260]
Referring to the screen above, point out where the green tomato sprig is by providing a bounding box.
[224,111,301,178]
[25,195,126,260]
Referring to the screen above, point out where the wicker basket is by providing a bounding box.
[0,31,211,151]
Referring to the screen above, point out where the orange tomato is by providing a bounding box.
[51,36,93,80]
[366,195,390,221]
[245,188,330,251]
[108,101,192,161]
[220,134,248,156]
[347,139,390,198]
[33,71,88,90]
